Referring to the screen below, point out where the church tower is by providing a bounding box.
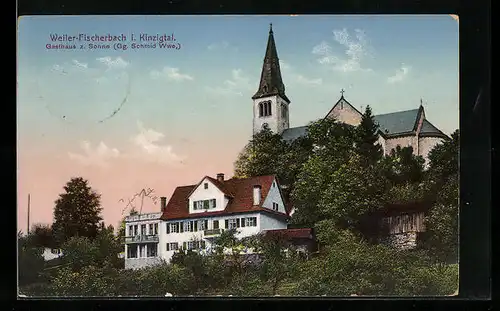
[252,24,291,135]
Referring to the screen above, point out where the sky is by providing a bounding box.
[17,15,459,233]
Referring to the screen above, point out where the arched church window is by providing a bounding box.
[267,101,272,116]
[259,103,264,117]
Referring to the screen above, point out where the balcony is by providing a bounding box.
[124,235,159,244]
[204,228,222,237]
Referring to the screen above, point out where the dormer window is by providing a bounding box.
[204,183,208,189]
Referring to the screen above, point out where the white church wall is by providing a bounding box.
[253,95,288,135]
[418,136,445,166]
[384,135,418,155]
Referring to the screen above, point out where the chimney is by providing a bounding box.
[216,173,224,182]
[253,185,262,206]
[160,197,167,212]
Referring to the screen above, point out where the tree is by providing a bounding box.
[426,130,459,192]
[254,232,300,295]
[380,146,425,186]
[29,223,56,249]
[317,154,388,229]
[52,177,103,245]
[290,119,358,226]
[234,124,287,178]
[18,233,45,286]
[355,105,383,167]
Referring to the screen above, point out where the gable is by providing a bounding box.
[325,97,362,126]
[261,178,287,214]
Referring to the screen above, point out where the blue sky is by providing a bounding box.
[17,15,459,230]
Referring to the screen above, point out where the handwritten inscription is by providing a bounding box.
[46,33,182,51]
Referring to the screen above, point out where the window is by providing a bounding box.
[127,245,137,258]
[134,225,138,236]
[187,241,196,250]
[203,200,209,209]
[198,220,206,231]
[210,199,216,209]
[168,223,179,233]
[204,183,208,189]
[273,202,279,211]
[128,225,133,236]
[141,224,146,235]
[149,224,153,235]
[213,220,219,229]
[139,245,146,258]
[228,218,239,229]
[166,242,178,251]
[154,223,158,235]
[245,217,257,227]
[147,244,157,257]
[184,221,192,232]
[259,101,272,117]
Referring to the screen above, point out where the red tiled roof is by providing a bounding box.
[160,175,290,221]
[264,228,314,239]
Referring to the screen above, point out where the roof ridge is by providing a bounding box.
[375,108,420,117]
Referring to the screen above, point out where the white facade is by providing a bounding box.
[160,212,287,263]
[253,95,290,135]
[124,177,289,268]
[124,212,162,270]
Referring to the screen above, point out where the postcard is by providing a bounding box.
[17,15,459,297]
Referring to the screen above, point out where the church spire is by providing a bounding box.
[252,24,290,103]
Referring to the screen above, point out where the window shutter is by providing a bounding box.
[236,218,240,228]
[190,221,194,232]
[183,242,187,250]
[241,218,246,227]
[213,199,216,208]
[205,219,209,230]
[194,221,198,232]
[167,224,170,234]
[180,222,184,233]
[225,219,229,229]
[166,243,170,251]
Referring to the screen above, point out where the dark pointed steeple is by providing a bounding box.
[252,24,290,103]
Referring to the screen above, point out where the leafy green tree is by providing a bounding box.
[296,228,458,296]
[29,223,56,249]
[426,130,459,192]
[52,177,103,245]
[355,105,383,167]
[60,236,100,272]
[17,233,45,286]
[254,232,301,295]
[380,146,425,186]
[317,154,388,229]
[50,265,118,296]
[234,124,287,179]
[290,119,358,226]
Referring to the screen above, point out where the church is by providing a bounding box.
[251,24,449,165]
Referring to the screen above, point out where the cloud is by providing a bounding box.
[387,64,411,84]
[279,60,323,86]
[205,69,253,96]
[312,28,373,73]
[150,67,194,82]
[68,141,120,168]
[72,59,88,69]
[129,121,184,166]
[97,56,129,69]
